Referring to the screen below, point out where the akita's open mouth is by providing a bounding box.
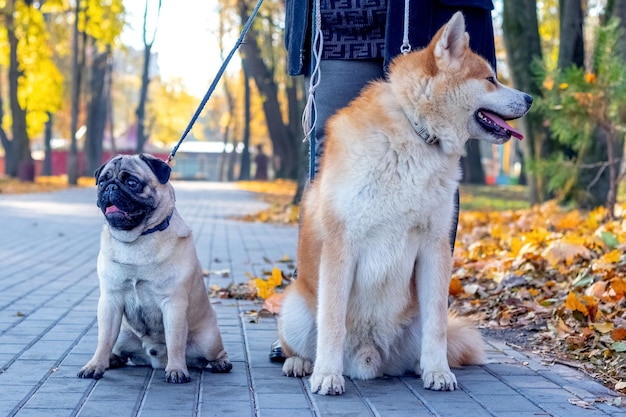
[475,110,523,140]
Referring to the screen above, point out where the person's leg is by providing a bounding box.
[270,59,384,363]
[309,59,385,177]
[450,189,459,254]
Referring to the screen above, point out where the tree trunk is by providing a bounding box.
[43,114,53,175]
[218,73,235,182]
[86,43,110,175]
[462,142,485,184]
[107,56,116,155]
[558,0,585,68]
[135,43,151,153]
[6,0,32,180]
[238,64,251,180]
[238,0,298,179]
[0,59,13,176]
[68,0,82,185]
[502,0,545,204]
[135,0,161,154]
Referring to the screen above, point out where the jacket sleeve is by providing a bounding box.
[384,0,496,71]
[284,0,311,76]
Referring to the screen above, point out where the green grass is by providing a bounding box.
[459,184,530,211]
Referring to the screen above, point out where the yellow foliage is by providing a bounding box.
[253,278,275,300]
[564,291,589,316]
[237,180,297,196]
[9,2,64,137]
[543,76,555,91]
[448,277,464,296]
[542,240,591,267]
[251,267,284,300]
[610,279,626,298]
[520,227,550,246]
[592,322,614,333]
[554,210,582,230]
[82,0,125,50]
[269,267,283,287]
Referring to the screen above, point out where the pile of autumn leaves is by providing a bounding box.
[244,199,626,393]
[450,201,626,391]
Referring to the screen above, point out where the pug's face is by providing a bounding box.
[95,154,173,236]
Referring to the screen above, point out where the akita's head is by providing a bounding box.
[389,12,532,152]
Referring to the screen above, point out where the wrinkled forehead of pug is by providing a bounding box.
[96,154,171,187]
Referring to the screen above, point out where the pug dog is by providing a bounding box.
[77,153,232,383]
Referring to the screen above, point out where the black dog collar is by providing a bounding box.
[413,123,439,145]
[141,212,173,236]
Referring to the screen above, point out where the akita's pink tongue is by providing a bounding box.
[105,205,122,214]
[482,110,524,140]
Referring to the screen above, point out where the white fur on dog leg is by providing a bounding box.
[310,372,345,395]
[282,357,313,377]
[422,369,457,391]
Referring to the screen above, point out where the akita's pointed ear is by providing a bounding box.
[434,11,469,71]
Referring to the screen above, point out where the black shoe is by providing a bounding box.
[269,339,286,363]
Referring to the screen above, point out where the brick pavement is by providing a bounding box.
[0,181,624,416]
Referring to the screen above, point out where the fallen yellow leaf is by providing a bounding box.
[591,322,614,333]
[449,277,464,296]
[554,210,582,230]
[268,267,283,287]
[253,278,275,299]
[564,291,588,316]
[542,241,591,267]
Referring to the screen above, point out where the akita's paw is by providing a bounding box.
[310,372,345,395]
[282,357,312,377]
[165,368,191,384]
[422,369,457,391]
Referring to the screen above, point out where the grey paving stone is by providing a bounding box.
[0,182,623,417]
[75,400,139,417]
[198,401,254,417]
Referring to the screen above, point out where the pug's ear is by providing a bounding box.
[139,153,171,184]
[94,163,106,183]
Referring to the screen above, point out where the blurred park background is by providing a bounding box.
[4,0,626,394]
[1,1,626,213]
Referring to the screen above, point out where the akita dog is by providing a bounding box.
[277,12,532,395]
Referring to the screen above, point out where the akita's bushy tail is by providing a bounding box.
[447,314,487,367]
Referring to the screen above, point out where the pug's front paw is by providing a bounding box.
[77,360,108,380]
[209,358,233,373]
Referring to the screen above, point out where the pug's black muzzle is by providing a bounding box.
[97,181,153,231]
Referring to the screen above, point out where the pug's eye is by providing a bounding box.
[126,177,140,189]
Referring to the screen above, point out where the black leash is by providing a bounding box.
[166,0,265,164]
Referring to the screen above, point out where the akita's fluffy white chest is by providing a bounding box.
[310,133,462,371]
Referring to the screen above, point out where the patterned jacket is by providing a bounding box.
[284,0,496,76]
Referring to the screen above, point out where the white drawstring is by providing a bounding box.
[401,0,411,54]
[301,0,323,142]
[303,0,411,141]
